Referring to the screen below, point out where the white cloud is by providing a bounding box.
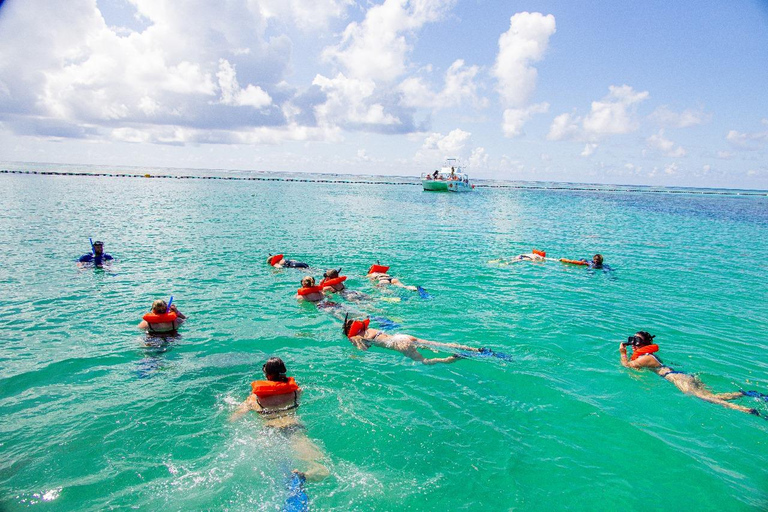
[650,106,710,128]
[313,73,400,127]
[322,0,456,82]
[415,128,473,164]
[581,143,597,157]
[664,162,679,175]
[582,85,649,136]
[502,102,549,138]
[217,60,271,108]
[548,85,649,143]
[399,59,485,109]
[717,150,732,159]
[469,147,489,169]
[492,12,556,108]
[646,129,686,157]
[258,0,353,30]
[726,129,768,149]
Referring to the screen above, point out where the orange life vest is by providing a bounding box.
[320,276,347,287]
[297,285,324,296]
[251,377,300,397]
[532,249,546,258]
[368,264,390,274]
[269,254,284,266]
[560,258,588,266]
[142,311,177,323]
[347,318,370,338]
[631,344,660,361]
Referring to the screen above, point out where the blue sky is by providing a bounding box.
[0,0,766,188]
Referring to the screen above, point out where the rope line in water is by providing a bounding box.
[2,169,766,196]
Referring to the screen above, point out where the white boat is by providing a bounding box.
[421,158,473,192]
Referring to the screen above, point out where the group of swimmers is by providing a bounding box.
[76,240,767,500]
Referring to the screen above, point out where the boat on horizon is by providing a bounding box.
[421,158,474,192]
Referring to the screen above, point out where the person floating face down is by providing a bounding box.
[366,264,417,291]
[320,268,346,293]
[296,276,324,303]
[138,299,186,334]
[230,357,330,482]
[343,316,486,365]
[267,254,309,269]
[78,240,114,267]
[619,331,758,415]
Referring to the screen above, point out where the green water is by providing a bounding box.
[1,165,767,511]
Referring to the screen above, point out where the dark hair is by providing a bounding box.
[263,357,289,382]
[93,240,104,246]
[634,331,656,346]
[324,268,340,279]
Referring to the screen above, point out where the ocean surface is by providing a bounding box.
[1,162,767,511]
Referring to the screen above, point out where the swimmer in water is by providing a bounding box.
[560,253,604,269]
[620,331,758,415]
[78,240,114,268]
[231,357,329,482]
[138,299,186,334]
[296,276,324,303]
[343,316,482,364]
[366,264,418,291]
[268,254,309,269]
[489,249,546,265]
[321,268,370,302]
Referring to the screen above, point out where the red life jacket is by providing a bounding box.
[297,285,324,296]
[142,311,177,323]
[347,318,370,338]
[532,249,546,258]
[367,264,390,274]
[269,254,284,266]
[631,344,660,361]
[251,377,300,397]
[320,276,347,287]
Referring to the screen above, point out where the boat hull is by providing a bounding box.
[422,180,472,192]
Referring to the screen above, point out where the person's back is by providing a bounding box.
[138,299,185,333]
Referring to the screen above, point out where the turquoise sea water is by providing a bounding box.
[1,163,767,511]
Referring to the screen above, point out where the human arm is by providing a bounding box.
[560,258,588,266]
[138,320,149,330]
[230,394,262,421]
[170,304,186,320]
[349,335,369,350]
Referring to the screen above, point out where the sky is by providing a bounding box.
[1,0,767,188]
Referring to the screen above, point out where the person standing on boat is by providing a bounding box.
[620,331,758,415]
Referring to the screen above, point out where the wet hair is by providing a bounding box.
[634,331,656,346]
[301,276,315,287]
[324,268,339,279]
[93,241,104,246]
[263,357,289,382]
[593,254,603,265]
[152,299,168,314]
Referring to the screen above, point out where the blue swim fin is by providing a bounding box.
[372,316,400,330]
[455,348,513,361]
[283,472,308,512]
[741,390,768,402]
[417,286,431,299]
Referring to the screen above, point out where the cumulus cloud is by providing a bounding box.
[398,60,486,110]
[217,60,272,108]
[312,73,401,129]
[258,0,353,30]
[322,0,456,82]
[646,129,686,157]
[414,128,474,164]
[650,106,710,128]
[548,85,649,142]
[492,12,556,108]
[581,143,597,157]
[726,129,768,149]
[502,102,549,138]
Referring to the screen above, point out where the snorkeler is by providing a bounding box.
[231,357,329,482]
[320,268,346,292]
[268,254,309,269]
[78,240,113,267]
[620,331,759,415]
[138,299,186,334]
[489,249,547,265]
[560,254,604,268]
[296,276,324,303]
[343,316,486,364]
[366,263,418,291]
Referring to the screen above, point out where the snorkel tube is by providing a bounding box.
[166,296,173,313]
[89,237,95,255]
